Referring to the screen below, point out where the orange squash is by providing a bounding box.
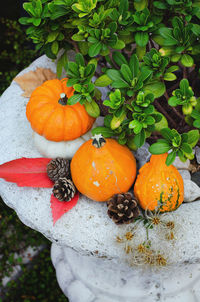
[71,134,137,202]
[26,78,95,142]
[134,153,184,212]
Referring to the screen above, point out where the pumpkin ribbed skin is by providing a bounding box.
[71,138,137,202]
[26,78,95,142]
[134,153,184,212]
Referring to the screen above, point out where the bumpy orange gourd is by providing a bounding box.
[26,78,95,142]
[71,134,137,202]
[134,153,184,212]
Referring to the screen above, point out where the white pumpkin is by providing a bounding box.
[33,128,93,159]
[33,121,101,159]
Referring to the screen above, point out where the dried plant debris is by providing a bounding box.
[115,209,179,267]
[14,67,57,97]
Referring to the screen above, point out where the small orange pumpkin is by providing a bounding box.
[71,134,137,202]
[26,78,95,142]
[134,153,184,212]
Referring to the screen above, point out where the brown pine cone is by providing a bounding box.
[107,192,139,225]
[47,158,71,182]
[53,178,76,202]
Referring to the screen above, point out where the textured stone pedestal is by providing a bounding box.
[2,55,200,302]
[51,243,200,302]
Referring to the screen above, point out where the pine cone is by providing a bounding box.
[107,192,139,225]
[53,178,76,202]
[47,158,71,182]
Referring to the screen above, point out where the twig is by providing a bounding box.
[164,90,183,119]
[183,66,187,78]
[108,52,119,69]
[70,40,79,53]
[168,81,180,93]
[154,100,177,128]
[164,90,169,100]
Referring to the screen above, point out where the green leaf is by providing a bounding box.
[112,51,128,66]
[135,32,149,47]
[163,73,176,81]
[91,126,115,137]
[166,65,179,73]
[85,64,95,77]
[104,115,112,128]
[67,62,79,75]
[180,79,189,95]
[161,128,174,142]
[106,69,122,81]
[193,119,200,128]
[192,24,200,36]
[153,1,167,9]
[47,31,59,43]
[177,149,187,162]
[181,143,193,154]
[145,116,155,125]
[72,34,84,41]
[56,51,68,78]
[134,0,148,11]
[187,130,199,147]
[120,64,132,83]
[191,109,200,119]
[75,53,85,66]
[149,142,171,154]
[51,41,59,55]
[88,42,102,57]
[133,129,145,148]
[159,28,178,46]
[166,150,176,166]
[118,137,127,145]
[78,41,89,55]
[112,39,125,50]
[129,120,143,134]
[68,94,82,105]
[19,17,30,25]
[95,74,112,87]
[171,54,181,62]
[84,100,100,117]
[181,54,194,67]
[136,45,146,61]
[112,80,130,88]
[168,96,179,107]
[129,54,139,77]
[143,81,165,98]
[67,79,79,87]
[32,17,41,26]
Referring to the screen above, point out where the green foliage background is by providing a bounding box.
[19,0,200,166]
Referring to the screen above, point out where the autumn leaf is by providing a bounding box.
[14,67,57,97]
[51,192,79,225]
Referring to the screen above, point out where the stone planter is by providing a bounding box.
[1,55,200,301]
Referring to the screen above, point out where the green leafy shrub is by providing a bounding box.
[20,0,200,165]
[0,18,37,95]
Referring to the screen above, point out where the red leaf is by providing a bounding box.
[0,158,54,187]
[50,192,79,225]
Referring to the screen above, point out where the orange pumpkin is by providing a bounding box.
[134,153,184,212]
[71,134,137,202]
[26,78,95,142]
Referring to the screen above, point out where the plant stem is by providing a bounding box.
[154,100,177,128]
[70,40,79,53]
[164,91,183,119]
[109,52,119,69]
[168,81,180,93]
[183,66,187,78]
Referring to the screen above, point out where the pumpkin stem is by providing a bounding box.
[92,134,106,148]
[58,93,68,105]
